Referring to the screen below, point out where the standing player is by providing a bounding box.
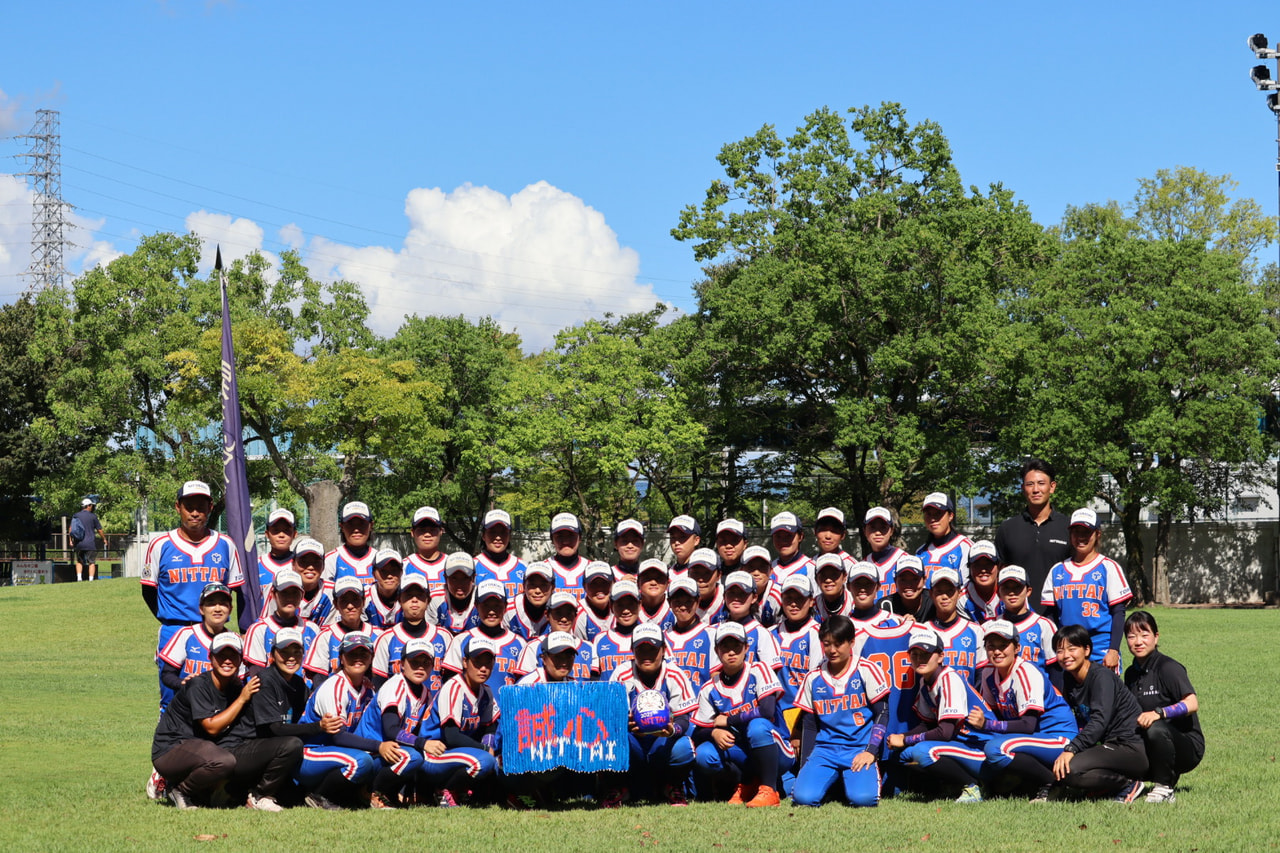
[790,615,890,808]
[812,553,853,622]
[688,548,725,625]
[592,579,643,681]
[577,562,616,641]
[405,507,448,598]
[996,566,1060,684]
[812,507,856,573]
[474,509,526,601]
[664,576,716,692]
[877,558,934,624]
[364,549,404,630]
[242,569,320,678]
[142,480,244,710]
[968,620,1077,801]
[847,563,899,630]
[718,571,783,672]
[612,518,646,579]
[547,512,589,599]
[371,572,451,693]
[769,512,813,585]
[916,493,972,585]
[926,566,986,685]
[505,561,554,640]
[743,546,781,628]
[428,553,482,633]
[157,582,235,707]
[691,623,794,807]
[863,507,906,603]
[666,516,703,579]
[886,628,993,803]
[962,540,1002,623]
[322,502,377,591]
[304,577,374,688]
[441,580,526,693]
[256,508,297,596]
[714,519,749,576]
[1040,509,1132,671]
[609,622,699,806]
[637,559,675,629]
[263,538,332,625]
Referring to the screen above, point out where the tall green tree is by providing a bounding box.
[672,103,1046,531]
[1001,168,1279,602]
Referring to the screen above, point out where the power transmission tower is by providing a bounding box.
[16,109,68,292]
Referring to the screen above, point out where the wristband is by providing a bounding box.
[1161,701,1189,720]
[395,730,417,747]
[986,719,1009,734]
[904,732,925,746]
[866,723,887,753]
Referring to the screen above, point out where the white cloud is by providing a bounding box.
[0,175,32,290]
[0,89,20,136]
[303,181,662,351]
[184,210,277,272]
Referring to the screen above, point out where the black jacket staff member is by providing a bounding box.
[1050,624,1148,803]
[994,460,1070,612]
[1123,611,1203,804]
[151,633,303,811]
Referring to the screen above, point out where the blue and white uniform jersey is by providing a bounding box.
[427,594,481,634]
[355,673,433,744]
[961,582,1001,623]
[916,534,973,586]
[929,618,987,686]
[692,661,788,734]
[300,671,375,738]
[851,609,898,632]
[422,676,499,741]
[406,553,448,599]
[795,658,890,751]
[664,623,715,692]
[548,556,589,601]
[505,597,550,641]
[441,629,526,694]
[363,589,401,630]
[855,621,917,737]
[869,546,907,602]
[770,554,814,586]
[1000,610,1059,673]
[1040,554,1132,662]
[913,666,991,727]
[755,580,783,628]
[303,621,377,678]
[322,544,377,592]
[574,603,614,642]
[591,629,635,681]
[263,586,333,624]
[141,530,245,624]
[372,624,451,692]
[243,615,320,668]
[813,591,855,624]
[512,636,593,681]
[474,552,527,601]
[978,658,1076,737]
[610,661,699,720]
[713,618,782,672]
[638,600,677,631]
[158,624,223,680]
[771,619,823,710]
[256,552,293,596]
[695,587,726,626]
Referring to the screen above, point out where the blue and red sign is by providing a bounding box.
[498,682,629,774]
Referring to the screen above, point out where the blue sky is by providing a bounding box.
[2,1,1278,349]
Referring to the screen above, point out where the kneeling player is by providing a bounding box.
[356,638,435,808]
[419,637,502,806]
[609,622,698,806]
[790,615,889,807]
[967,620,1077,801]
[691,623,794,807]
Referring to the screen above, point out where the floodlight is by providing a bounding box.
[1248,33,1280,59]
[1251,65,1280,90]
[1269,93,1280,114]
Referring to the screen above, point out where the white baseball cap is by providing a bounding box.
[922,492,954,512]
[483,509,512,530]
[475,579,507,601]
[267,508,295,527]
[444,553,476,576]
[611,579,640,601]
[615,518,645,538]
[724,570,754,592]
[983,620,1017,641]
[667,576,698,598]
[293,538,324,559]
[543,631,578,654]
[638,558,668,579]
[403,638,436,660]
[908,627,943,654]
[848,561,879,582]
[715,622,747,645]
[374,549,403,570]
[178,480,212,500]
[585,561,615,582]
[688,548,718,568]
[716,519,745,538]
[465,636,500,658]
[632,622,665,648]
[274,626,304,650]
[524,561,554,581]
[814,553,847,575]
[781,574,815,597]
[929,566,961,589]
[211,632,244,654]
[969,540,998,563]
[997,565,1030,587]
[549,591,579,611]
[551,512,581,534]
[81,497,95,507]
[272,569,303,592]
[401,572,430,594]
[895,555,925,578]
[341,501,371,521]
[864,507,893,526]
[412,506,442,526]
[1070,508,1100,530]
[742,545,772,565]
[816,507,846,527]
[333,576,366,600]
[770,511,802,533]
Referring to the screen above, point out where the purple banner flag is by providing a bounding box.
[218,247,261,630]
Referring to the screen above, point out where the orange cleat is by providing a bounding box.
[745,785,781,807]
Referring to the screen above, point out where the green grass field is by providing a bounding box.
[2,580,1277,852]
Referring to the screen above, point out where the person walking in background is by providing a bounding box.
[71,497,106,582]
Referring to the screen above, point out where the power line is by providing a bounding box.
[13,110,68,292]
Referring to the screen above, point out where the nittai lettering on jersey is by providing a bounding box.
[182,659,212,679]
[165,564,221,584]
[942,649,976,673]
[779,650,811,686]
[812,690,869,717]
[598,653,630,676]
[1057,582,1105,600]
[671,650,708,674]
[1019,646,1045,666]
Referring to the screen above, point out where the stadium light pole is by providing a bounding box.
[1247,33,1280,271]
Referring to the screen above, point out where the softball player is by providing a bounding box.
[847,562,898,629]
[257,508,297,596]
[812,507,857,574]
[664,576,715,692]
[474,509,527,601]
[770,574,823,735]
[505,561,554,640]
[577,561,616,641]
[371,572,451,693]
[428,553,482,633]
[322,502,376,591]
[863,507,905,602]
[418,637,502,806]
[242,569,320,676]
[996,566,1060,682]
[441,580,526,693]
[719,571,782,671]
[688,548,725,625]
[666,516,703,579]
[969,620,1077,802]
[637,559,676,629]
[962,540,1001,622]
[743,546,781,628]
[1040,509,1132,671]
[157,582,235,710]
[926,566,986,685]
[812,553,854,622]
[915,493,972,586]
[268,538,333,625]
[547,512,589,599]
[354,638,434,808]
[592,579,642,680]
[691,622,794,807]
[406,506,448,598]
[612,518,646,580]
[769,512,813,585]
[714,519,748,576]
[303,577,374,687]
[514,625,592,683]
[790,615,890,808]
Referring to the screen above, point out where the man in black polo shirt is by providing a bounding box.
[994,459,1070,613]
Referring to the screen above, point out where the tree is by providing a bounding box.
[1001,168,1279,602]
[671,103,1046,533]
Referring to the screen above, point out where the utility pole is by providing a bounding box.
[15,109,68,292]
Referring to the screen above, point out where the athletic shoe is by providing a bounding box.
[601,788,630,808]
[368,792,395,810]
[663,784,689,807]
[146,771,167,801]
[1030,785,1054,804]
[727,780,759,805]
[956,784,984,804]
[1145,784,1176,804]
[744,785,781,807]
[168,788,198,810]
[245,793,284,812]
[1112,779,1143,804]
[304,793,342,810]
[438,789,460,808]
